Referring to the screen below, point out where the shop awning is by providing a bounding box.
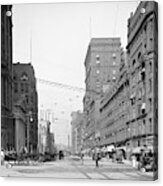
[116,146,126,151]
[132,147,144,154]
[107,145,115,152]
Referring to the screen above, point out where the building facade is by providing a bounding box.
[83,38,122,150]
[126,1,158,151]
[13,97,27,152]
[71,111,85,154]
[13,63,38,152]
[95,2,158,158]
[1,5,14,150]
[99,49,130,151]
[38,119,52,154]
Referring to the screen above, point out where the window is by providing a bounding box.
[149,61,152,73]
[113,70,116,74]
[141,103,146,114]
[149,118,152,132]
[25,83,28,93]
[96,60,100,64]
[14,83,18,93]
[112,76,116,81]
[133,59,136,67]
[142,61,145,68]
[112,53,116,58]
[149,79,152,92]
[96,70,100,74]
[138,52,141,61]
[141,69,145,81]
[142,119,146,134]
[142,87,145,96]
[21,83,24,92]
[26,96,29,104]
[138,90,142,100]
[20,72,28,81]
[113,61,116,66]
[96,54,100,60]
[149,98,152,111]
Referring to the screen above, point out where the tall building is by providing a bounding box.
[83,38,122,150]
[71,111,85,154]
[38,119,53,154]
[13,62,38,152]
[1,5,14,150]
[126,1,158,152]
[99,50,130,153]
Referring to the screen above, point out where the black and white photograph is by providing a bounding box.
[1,0,158,181]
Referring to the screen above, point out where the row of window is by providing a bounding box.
[103,116,153,143]
[14,82,29,93]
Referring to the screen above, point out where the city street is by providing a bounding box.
[0,157,153,180]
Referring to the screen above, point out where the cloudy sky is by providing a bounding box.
[13,1,139,145]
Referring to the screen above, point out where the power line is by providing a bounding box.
[37,78,101,95]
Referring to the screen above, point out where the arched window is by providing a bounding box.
[20,72,28,81]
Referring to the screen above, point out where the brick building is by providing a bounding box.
[13,63,38,152]
[126,1,158,151]
[95,1,158,157]
[99,50,129,151]
[1,5,14,150]
[83,38,122,150]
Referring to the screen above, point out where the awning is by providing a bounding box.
[116,146,126,151]
[132,147,144,154]
[107,145,115,152]
[101,146,108,152]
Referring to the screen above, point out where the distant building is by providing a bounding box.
[38,119,55,154]
[83,38,122,150]
[1,5,14,150]
[71,111,85,154]
[13,63,38,152]
[126,1,158,151]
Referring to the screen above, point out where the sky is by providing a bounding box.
[12,1,139,146]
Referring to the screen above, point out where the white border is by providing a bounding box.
[0,0,162,186]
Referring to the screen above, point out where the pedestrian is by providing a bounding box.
[95,152,101,168]
[1,149,5,165]
[80,152,84,165]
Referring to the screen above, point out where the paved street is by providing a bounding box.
[0,157,154,180]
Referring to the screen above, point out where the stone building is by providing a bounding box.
[38,119,53,154]
[13,62,38,152]
[83,38,122,150]
[13,95,27,153]
[96,1,158,157]
[1,5,14,150]
[71,111,85,154]
[126,1,158,151]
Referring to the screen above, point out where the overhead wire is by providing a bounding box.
[37,78,101,95]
